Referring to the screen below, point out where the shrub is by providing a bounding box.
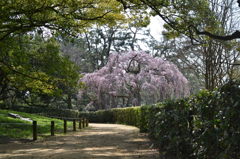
[152,99,194,159]
[0,105,79,118]
[80,80,240,159]
[192,82,240,159]
[113,107,141,127]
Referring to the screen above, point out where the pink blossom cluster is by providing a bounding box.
[79,51,190,110]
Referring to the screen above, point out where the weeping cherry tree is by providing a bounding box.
[78,51,189,110]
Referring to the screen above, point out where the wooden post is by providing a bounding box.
[73,119,76,131]
[51,121,55,136]
[79,118,82,129]
[32,121,37,141]
[85,118,87,127]
[82,118,85,128]
[64,120,67,134]
[86,119,89,127]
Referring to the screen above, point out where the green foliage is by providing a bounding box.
[1,0,152,108]
[0,34,81,107]
[1,105,79,119]
[153,100,194,159]
[111,107,139,126]
[80,107,142,127]
[0,0,127,41]
[191,81,240,159]
[0,109,73,139]
[80,80,240,159]
[81,110,115,123]
[121,0,225,41]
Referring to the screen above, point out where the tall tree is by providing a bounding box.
[60,22,151,72]
[79,51,189,110]
[0,34,80,108]
[144,0,240,91]
[0,0,134,107]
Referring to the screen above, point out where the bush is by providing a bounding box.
[0,105,79,118]
[113,107,141,127]
[79,80,240,159]
[152,100,194,159]
[79,110,115,123]
[191,82,240,159]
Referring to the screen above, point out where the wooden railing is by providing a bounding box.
[0,117,89,141]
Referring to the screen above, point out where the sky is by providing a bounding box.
[148,16,164,40]
[136,16,164,51]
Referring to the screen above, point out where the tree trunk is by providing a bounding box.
[67,94,72,109]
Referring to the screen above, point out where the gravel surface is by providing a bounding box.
[0,123,159,159]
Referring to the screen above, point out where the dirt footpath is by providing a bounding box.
[0,123,159,159]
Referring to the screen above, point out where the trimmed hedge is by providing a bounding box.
[0,105,80,118]
[80,81,240,159]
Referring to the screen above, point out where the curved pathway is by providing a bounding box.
[0,123,159,159]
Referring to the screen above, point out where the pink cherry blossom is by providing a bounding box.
[79,51,190,110]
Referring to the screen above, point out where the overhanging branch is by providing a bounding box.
[193,26,240,41]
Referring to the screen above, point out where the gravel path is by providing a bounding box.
[0,123,159,159]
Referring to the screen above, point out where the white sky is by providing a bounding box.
[136,16,164,51]
[148,16,164,40]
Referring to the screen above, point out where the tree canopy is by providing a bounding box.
[0,0,127,41]
[0,0,131,108]
[1,0,240,109]
[0,34,80,108]
[117,0,240,41]
[78,51,189,110]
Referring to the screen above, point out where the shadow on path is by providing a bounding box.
[0,123,159,159]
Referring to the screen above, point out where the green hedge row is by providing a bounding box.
[0,105,80,118]
[79,106,156,132]
[80,81,240,159]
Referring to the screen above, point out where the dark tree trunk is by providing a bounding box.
[67,94,72,109]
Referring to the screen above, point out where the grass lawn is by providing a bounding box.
[0,109,76,139]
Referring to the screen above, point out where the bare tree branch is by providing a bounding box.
[195,29,240,40]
